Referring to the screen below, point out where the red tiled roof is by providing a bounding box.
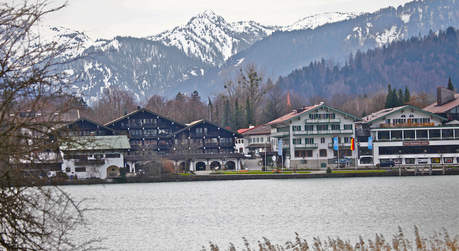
[242,124,271,135]
[267,104,320,125]
[237,128,251,134]
[424,94,459,114]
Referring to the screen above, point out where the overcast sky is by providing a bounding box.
[42,0,414,39]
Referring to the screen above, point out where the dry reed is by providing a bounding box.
[202,227,459,251]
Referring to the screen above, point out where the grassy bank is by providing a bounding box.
[332,170,388,174]
[202,227,458,251]
[213,170,311,175]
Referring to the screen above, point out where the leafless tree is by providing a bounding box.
[91,86,138,123]
[0,1,98,250]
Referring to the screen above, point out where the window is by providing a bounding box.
[377,131,390,140]
[429,129,441,139]
[305,138,314,144]
[75,167,86,172]
[344,124,353,130]
[320,137,325,143]
[293,138,302,145]
[196,128,203,135]
[442,129,454,139]
[444,157,453,164]
[404,130,415,139]
[319,149,327,157]
[405,158,415,164]
[317,125,328,131]
[331,124,340,130]
[295,150,306,157]
[391,131,402,140]
[431,158,440,164]
[344,137,349,143]
[292,125,302,131]
[304,125,314,131]
[65,167,71,172]
[306,150,313,157]
[416,130,428,139]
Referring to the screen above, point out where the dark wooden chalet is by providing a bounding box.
[104,108,186,154]
[172,120,238,154]
[60,118,115,136]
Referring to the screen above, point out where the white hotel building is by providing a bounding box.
[268,103,359,169]
[356,105,459,166]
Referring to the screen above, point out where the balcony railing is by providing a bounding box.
[74,159,105,166]
[295,129,353,135]
[328,143,351,148]
[271,131,289,137]
[305,119,340,123]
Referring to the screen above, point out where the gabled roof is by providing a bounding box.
[61,118,115,133]
[104,108,185,128]
[237,128,251,134]
[424,94,459,114]
[174,119,239,137]
[267,103,360,126]
[242,124,271,136]
[60,135,131,151]
[362,105,446,124]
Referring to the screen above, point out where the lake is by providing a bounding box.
[63,176,459,250]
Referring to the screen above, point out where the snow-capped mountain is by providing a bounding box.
[214,0,459,85]
[283,12,359,31]
[54,0,458,103]
[147,10,277,66]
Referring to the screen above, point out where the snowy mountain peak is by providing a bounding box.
[188,10,226,25]
[148,10,277,65]
[284,12,359,31]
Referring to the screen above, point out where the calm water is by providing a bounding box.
[63,176,459,251]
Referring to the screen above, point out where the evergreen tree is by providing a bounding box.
[385,84,393,108]
[397,89,404,106]
[403,86,410,104]
[448,77,455,91]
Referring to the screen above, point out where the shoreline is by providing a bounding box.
[52,168,459,186]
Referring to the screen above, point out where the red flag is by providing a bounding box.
[350,137,355,151]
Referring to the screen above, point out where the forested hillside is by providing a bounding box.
[277,27,459,98]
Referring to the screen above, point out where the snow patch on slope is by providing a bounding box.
[283,12,359,31]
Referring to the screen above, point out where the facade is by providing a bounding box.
[60,135,130,179]
[104,108,186,171]
[171,120,243,171]
[269,103,359,169]
[356,105,459,166]
[238,124,272,157]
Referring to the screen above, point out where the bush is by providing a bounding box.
[326,167,332,173]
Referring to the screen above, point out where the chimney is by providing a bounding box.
[437,87,456,106]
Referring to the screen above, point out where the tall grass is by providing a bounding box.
[202,227,458,251]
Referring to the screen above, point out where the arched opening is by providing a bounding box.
[210,161,221,170]
[178,162,186,172]
[196,161,206,171]
[225,161,236,170]
[107,165,120,178]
